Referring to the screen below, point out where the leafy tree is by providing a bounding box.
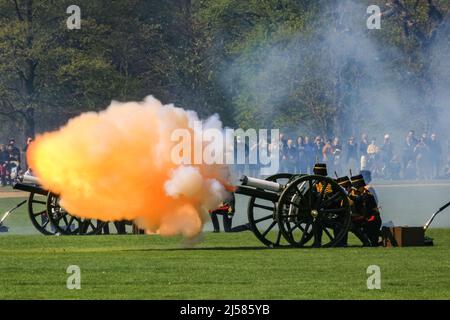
[0,0,168,141]
[1,0,449,144]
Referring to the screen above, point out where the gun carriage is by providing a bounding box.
[13,175,106,235]
[235,173,352,248]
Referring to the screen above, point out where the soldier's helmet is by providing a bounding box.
[313,163,327,176]
[360,170,372,184]
[336,176,351,190]
[351,174,366,189]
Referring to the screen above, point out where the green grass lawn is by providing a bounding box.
[0,196,38,235]
[1,229,450,299]
[1,195,450,300]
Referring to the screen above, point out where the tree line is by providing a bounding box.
[0,0,449,144]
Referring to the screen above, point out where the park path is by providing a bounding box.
[0,191,28,198]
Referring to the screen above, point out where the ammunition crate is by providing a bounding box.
[381,226,425,247]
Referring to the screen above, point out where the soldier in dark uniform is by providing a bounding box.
[310,163,329,247]
[349,174,382,246]
[313,163,327,176]
[336,175,352,192]
[360,169,378,203]
[334,175,353,246]
[314,163,333,194]
[210,192,235,232]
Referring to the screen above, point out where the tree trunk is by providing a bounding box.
[24,107,35,140]
[22,0,36,141]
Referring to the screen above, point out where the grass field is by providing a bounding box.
[1,231,450,299]
[1,190,450,300]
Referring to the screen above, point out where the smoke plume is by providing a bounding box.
[28,96,231,238]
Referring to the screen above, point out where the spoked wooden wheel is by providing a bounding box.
[247,173,295,248]
[46,192,106,235]
[28,192,57,235]
[276,175,351,248]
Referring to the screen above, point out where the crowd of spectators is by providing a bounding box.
[276,130,450,180]
[234,130,450,180]
[0,137,33,186]
[2,131,450,185]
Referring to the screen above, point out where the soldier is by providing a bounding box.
[349,174,382,247]
[210,192,235,232]
[360,169,378,203]
[314,163,333,194]
[311,163,329,247]
[334,175,353,247]
[336,175,352,192]
[313,163,327,176]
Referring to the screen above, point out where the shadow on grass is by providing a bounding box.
[122,245,365,252]
[123,246,271,252]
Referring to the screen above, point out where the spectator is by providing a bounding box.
[421,132,429,145]
[367,138,378,156]
[0,144,8,186]
[359,133,369,158]
[402,135,416,175]
[279,133,287,151]
[380,134,394,177]
[367,138,380,177]
[322,139,333,171]
[8,139,21,167]
[296,136,307,174]
[5,144,20,183]
[359,133,369,172]
[331,137,342,175]
[23,137,33,170]
[283,139,297,173]
[380,134,393,162]
[313,136,324,163]
[428,133,442,178]
[345,136,358,173]
[304,136,315,174]
[279,133,288,172]
[408,130,419,146]
[414,138,430,179]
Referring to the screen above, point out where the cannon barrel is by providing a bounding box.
[22,174,40,185]
[240,175,283,193]
[234,175,284,202]
[12,174,48,196]
[234,185,279,202]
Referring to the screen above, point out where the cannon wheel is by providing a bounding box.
[28,192,57,235]
[247,173,295,248]
[46,192,106,235]
[276,175,351,248]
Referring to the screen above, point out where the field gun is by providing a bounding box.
[235,173,351,248]
[13,174,106,235]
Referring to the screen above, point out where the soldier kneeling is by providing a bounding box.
[209,193,235,233]
[349,174,382,247]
